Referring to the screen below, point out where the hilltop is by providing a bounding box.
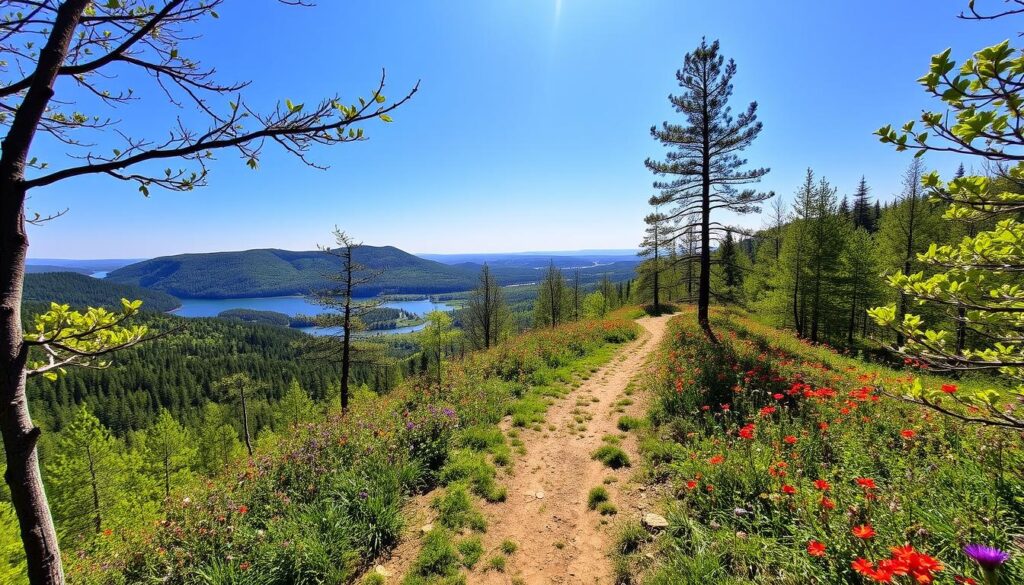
[106,246,639,298]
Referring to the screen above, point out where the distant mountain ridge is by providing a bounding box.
[106,246,639,299]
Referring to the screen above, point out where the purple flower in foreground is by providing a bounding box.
[964,544,1010,569]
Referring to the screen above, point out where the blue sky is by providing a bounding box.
[24,0,1018,258]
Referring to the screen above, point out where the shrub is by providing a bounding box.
[500,539,518,555]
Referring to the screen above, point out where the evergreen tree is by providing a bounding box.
[716,231,742,302]
[852,176,875,232]
[534,263,568,329]
[45,406,123,539]
[213,373,262,458]
[466,265,508,350]
[418,311,459,388]
[645,38,772,342]
[140,410,196,499]
[875,158,944,346]
[308,229,385,414]
[638,211,669,310]
[278,379,315,430]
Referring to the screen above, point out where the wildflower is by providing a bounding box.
[900,429,916,439]
[963,544,1010,576]
[820,496,836,510]
[708,454,724,465]
[941,384,957,394]
[783,435,797,445]
[852,524,876,539]
[738,423,755,440]
[807,540,826,557]
[772,393,784,400]
[813,479,831,491]
[238,505,248,515]
[782,484,797,495]
[852,558,875,576]
[856,477,877,490]
[760,406,777,417]
[685,480,698,490]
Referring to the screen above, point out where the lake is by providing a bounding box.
[171,296,453,336]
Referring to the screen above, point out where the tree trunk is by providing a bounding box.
[86,445,100,533]
[0,1,90,581]
[240,385,253,457]
[340,247,353,413]
[698,72,717,344]
[0,186,64,585]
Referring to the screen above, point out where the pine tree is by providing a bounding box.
[534,263,568,329]
[45,406,122,538]
[875,158,944,346]
[278,379,314,430]
[418,311,459,388]
[307,229,387,415]
[717,231,742,301]
[645,38,772,342]
[141,410,196,499]
[638,211,669,310]
[466,264,508,349]
[852,176,875,232]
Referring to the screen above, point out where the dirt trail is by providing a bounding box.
[472,314,671,584]
[375,314,672,584]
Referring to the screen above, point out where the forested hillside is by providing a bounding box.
[106,246,640,298]
[22,272,181,313]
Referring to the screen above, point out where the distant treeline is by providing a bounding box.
[22,271,181,313]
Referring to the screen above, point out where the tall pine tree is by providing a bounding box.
[645,38,772,342]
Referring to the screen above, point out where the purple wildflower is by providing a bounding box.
[964,544,1010,570]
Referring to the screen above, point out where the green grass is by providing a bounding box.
[587,486,610,510]
[500,539,518,555]
[432,484,487,532]
[486,555,506,572]
[405,529,462,584]
[596,501,618,515]
[592,444,631,469]
[457,536,483,569]
[617,415,643,431]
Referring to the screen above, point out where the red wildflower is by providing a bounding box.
[685,480,698,490]
[941,384,957,394]
[852,524,876,539]
[238,505,248,515]
[759,406,777,417]
[900,429,916,439]
[852,558,875,576]
[856,477,877,490]
[772,393,785,400]
[708,455,724,465]
[738,423,756,440]
[782,484,797,495]
[820,496,836,510]
[813,479,831,491]
[807,540,826,557]
[783,435,797,445]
